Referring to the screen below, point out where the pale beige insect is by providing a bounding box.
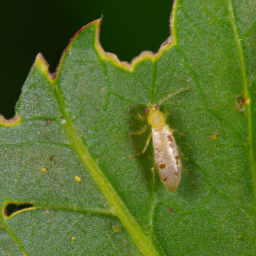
[146,104,181,192]
[132,88,187,192]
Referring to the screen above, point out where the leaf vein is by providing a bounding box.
[53,80,160,256]
[227,0,256,199]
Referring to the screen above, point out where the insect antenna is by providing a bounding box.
[157,87,190,105]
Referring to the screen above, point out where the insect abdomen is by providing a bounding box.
[152,125,181,192]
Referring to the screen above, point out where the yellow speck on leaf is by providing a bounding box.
[211,135,217,140]
[72,236,76,243]
[40,168,47,172]
[112,225,121,233]
[75,176,81,182]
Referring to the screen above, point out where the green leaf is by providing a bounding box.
[1,0,256,255]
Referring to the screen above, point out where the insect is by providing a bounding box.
[146,103,181,192]
[131,88,188,192]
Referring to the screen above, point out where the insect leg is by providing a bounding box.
[129,131,152,159]
[151,167,155,185]
[129,124,148,135]
[137,112,145,121]
[141,132,152,154]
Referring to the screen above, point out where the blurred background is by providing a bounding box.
[0,0,173,118]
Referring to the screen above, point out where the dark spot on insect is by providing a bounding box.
[160,163,166,169]
[4,202,34,217]
[163,176,168,181]
[167,135,173,142]
[155,147,161,153]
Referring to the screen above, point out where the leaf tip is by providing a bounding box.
[55,19,102,78]
[34,53,55,81]
[169,0,178,44]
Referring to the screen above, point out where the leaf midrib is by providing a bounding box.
[53,81,159,256]
[227,0,256,198]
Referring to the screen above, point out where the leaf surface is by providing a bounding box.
[1,0,256,255]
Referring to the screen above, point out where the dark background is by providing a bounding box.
[0,0,173,118]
